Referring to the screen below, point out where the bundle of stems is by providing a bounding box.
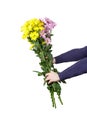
[32,39,65,108]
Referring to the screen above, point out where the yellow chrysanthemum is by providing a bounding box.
[39,26,44,31]
[21,29,29,39]
[21,18,44,40]
[30,32,39,41]
[27,25,32,32]
[33,27,40,31]
[29,44,35,50]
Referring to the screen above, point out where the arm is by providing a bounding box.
[58,57,87,81]
[46,57,87,83]
[54,46,87,64]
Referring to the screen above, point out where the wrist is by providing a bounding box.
[53,58,56,64]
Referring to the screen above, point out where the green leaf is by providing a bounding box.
[33,70,43,76]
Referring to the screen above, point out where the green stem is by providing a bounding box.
[50,90,56,108]
[58,95,63,105]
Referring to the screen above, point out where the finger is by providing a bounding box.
[45,73,49,77]
[45,76,50,81]
[48,80,52,84]
[45,71,52,76]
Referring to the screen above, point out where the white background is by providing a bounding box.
[0,0,87,130]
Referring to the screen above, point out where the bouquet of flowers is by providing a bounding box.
[21,17,65,108]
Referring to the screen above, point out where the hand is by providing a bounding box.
[45,71,60,84]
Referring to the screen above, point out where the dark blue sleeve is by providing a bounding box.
[55,46,87,63]
[58,57,87,81]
